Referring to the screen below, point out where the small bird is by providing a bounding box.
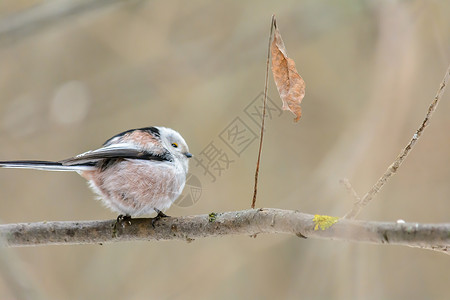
[0,127,192,220]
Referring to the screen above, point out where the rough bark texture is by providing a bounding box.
[0,209,448,254]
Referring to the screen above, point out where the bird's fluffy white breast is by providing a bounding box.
[86,159,186,216]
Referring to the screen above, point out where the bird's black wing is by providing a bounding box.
[59,143,173,166]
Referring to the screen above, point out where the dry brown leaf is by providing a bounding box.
[271,20,305,122]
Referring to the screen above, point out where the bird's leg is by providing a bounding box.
[155,209,168,218]
[151,209,169,228]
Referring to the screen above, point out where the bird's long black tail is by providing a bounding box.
[0,160,94,172]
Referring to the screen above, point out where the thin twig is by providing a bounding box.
[0,209,449,255]
[340,178,361,202]
[344,64,450,219]
[252,15,275,208]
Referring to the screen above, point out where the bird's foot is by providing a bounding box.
[117,214,132,225]
[151,209,169,228]
[112,214,132,237]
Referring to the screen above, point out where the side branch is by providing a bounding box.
[0,209,449,254]
[344,64,450,219]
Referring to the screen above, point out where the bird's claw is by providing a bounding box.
[152,209,169,228]
[112,214,132,237]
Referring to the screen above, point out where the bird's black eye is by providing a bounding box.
[171,143,178,148]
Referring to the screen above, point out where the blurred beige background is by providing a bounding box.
[0,0,450,299]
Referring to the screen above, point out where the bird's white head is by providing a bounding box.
[157,127,192,173]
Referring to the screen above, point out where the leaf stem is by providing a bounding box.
[252,15,276,208]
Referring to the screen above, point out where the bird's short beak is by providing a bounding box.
[185,152,193,158]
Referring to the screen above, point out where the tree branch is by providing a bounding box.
[0,0,128,46]
[0,208,448,255]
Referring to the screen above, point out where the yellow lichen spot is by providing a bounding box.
[313,215,339,230]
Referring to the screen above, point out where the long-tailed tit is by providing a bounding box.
[0,127,192,219]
